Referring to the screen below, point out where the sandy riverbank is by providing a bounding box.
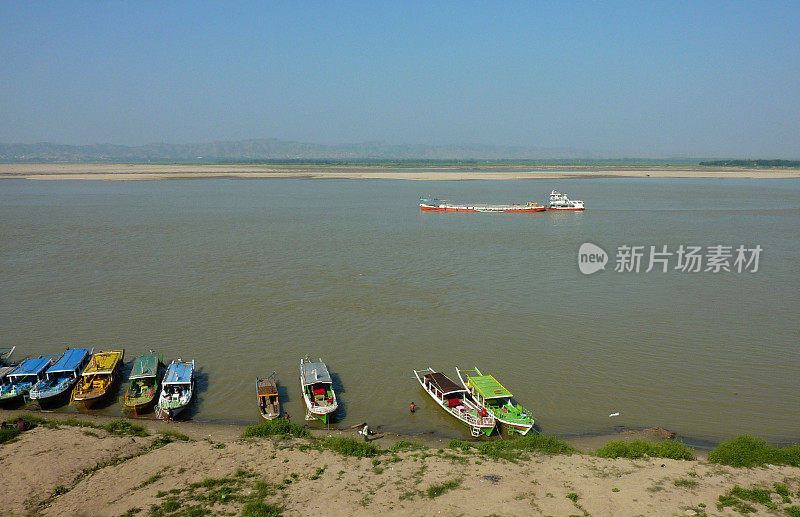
[1,411,798,516]
[1,163,800,180]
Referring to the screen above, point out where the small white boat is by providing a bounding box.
[413,367,496,437]
[456,366,535,435]
[300,356,338,424]
[155,359,195,420]
[547,190,585,210]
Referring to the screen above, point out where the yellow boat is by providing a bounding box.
[72,349,124,408]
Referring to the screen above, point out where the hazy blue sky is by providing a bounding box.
[1,2,798,157]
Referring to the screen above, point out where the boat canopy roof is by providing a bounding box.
[9,357,50,377]
[129,354,159,379]
[47,348,90,374]
[424,371,464,396]
[82,350,123,375]
[301,362,331,385]
[468,374,513,399]
[257,378,278,396]
[164,361,193,385]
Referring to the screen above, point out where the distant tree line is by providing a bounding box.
[699,159,800,168]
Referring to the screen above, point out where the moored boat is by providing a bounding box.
[547,190,585,210]
[72,349,125,408]
[256,372,280,420]
[29,348,92,407]
[0,356,53,406]
[413,367,496,437]
[155,359,195,420]
[300,356,337,424]
[456,367,535,435]
[420,198,546,213]
[123,353,164,414]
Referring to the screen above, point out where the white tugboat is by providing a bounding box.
[547,190,585,211]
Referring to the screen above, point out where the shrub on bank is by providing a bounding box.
[448,434,576,461]
[594,439,696,460]
[241,420,310,439]
[708,435,800,467]
[321,437,379,458]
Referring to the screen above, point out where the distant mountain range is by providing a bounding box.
[0,139,613,162]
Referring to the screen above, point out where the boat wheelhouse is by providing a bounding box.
[420,198,546,213]
[547,190,585,210]
[256,373,280,420]
[300,357,337,424]
[0,357,53,405]
[123,353,164,414]
[413,368,496,437]
[29,348,92,407]
[456,367,535,435]
[72,349,125,408]
[156,359,195,420]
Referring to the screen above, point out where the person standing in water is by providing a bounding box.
[410,401,416,413]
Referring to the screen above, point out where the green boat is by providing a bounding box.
[122,353,163,414]
[456,367,535,435]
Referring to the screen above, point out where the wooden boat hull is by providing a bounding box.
[256,376,280,420]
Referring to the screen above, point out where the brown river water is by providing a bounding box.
[1,177,798,443]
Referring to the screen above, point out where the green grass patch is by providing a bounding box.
[426,478,461,499]
[0,427,21,444]
[309,466,326,480]
[786,506,800,517]
[674,478,699,488]
[709,435,800,468]
[729,486,772,505]
[103,420,149,437]
[390,440,427,453]
[321,437,379,457]
[241,501,283,517]
[241,420,310,439]
[566,492,579,502]
[594,439,695,460]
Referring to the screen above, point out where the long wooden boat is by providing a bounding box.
[123,353,164,414]
[456,367,535,435]
[300,356,337,424]
[0,356,54,406]
[256,372,280,420]
[420,198,546,213]
[72,349,125,408]
[155,359,195,420]
[29,348,92,408]
[413,367,496,437]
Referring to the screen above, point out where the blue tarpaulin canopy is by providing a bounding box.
[47,348,90,374]
[164,361,193,385]
[9,357,51,377]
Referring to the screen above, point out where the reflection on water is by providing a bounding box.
[1,177,798,442]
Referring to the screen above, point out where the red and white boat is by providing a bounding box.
[419,198,546,213]
[547,190,585,210]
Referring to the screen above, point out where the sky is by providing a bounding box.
[1,2,799,157]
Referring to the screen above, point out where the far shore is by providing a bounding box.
[1,409,799,516]
[2,163,800,181]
